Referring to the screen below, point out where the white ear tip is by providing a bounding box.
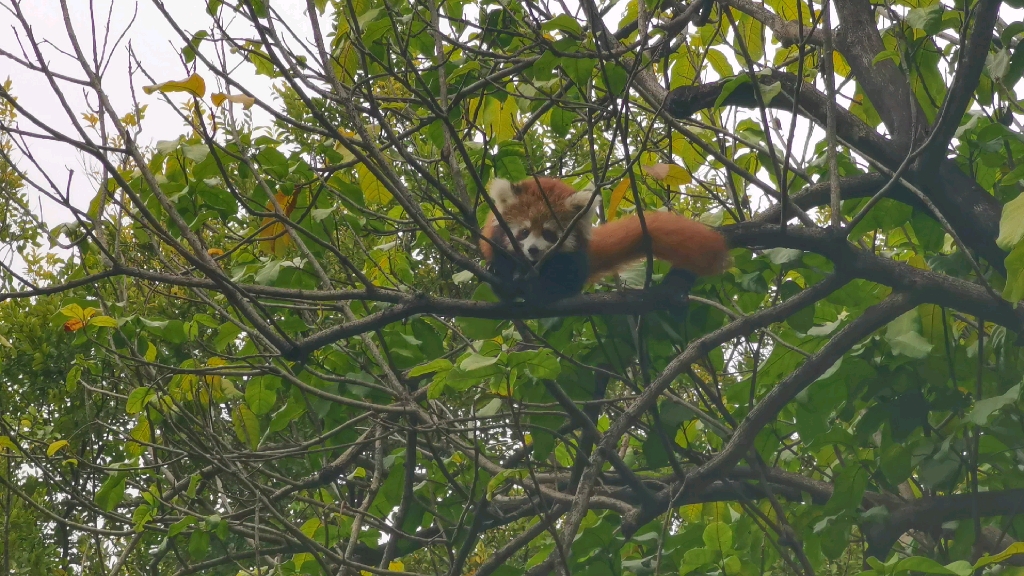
[488,178,512,196]
[570,191,597,211]
[487,178,516,209]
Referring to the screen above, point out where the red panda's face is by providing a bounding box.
[487,177,597,262]
[509,220,565,261]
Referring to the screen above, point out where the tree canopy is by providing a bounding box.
[3,0,1024,574]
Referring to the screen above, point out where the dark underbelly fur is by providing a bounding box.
[487,249,589,303]
[486,249,698,308]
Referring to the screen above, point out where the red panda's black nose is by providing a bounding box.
[527,246,540,258]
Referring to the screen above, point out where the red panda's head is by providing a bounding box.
[485,177,598,262]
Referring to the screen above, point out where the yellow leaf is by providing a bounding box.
[833,51,851,77]
[47,440,69,457]
[607,177,632,219]
[59,303,85,319]
[358,164,392,205]
[293,553,315,570]
[679,503,702,522]
[642,163,692,187]
[483,96,518,143]
[142,73,206,98]
[335,129,359,163]
[976,542,1024,569]
[232,404,260,450]
[258,192,298,255]
[130,418,151,443]
[205,357,227,386]
[211,92,256,109]
[88,315,119,328]
[389,561,405,572]
[907,254,929,270]
[0,436,18,454]
[300,518,322,538]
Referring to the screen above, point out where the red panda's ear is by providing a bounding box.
[566,191,599,221]
[487,178,517,212]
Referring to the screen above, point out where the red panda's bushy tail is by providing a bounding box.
[587,212,730,280]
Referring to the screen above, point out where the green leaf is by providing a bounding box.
[189,529,210,560]
[409,358,453,377]
[1003,241,1024,304]
[892,556,956,575]
[997,193,1024,249]
[642,435,669,468]
[723,555,742,575]
[245,376,278,415]
[966,384,1021,426]
[95,474,126,512]
[872,50,901,66]
[507,349,560,380]
[760,81,782,105]
[825,465,868,514]
[715,75,751,109]
[703,522,733,552]
[477,398,503,417]
[683,547,718,566]
[268,398,306,433]
[66,365,82,392]
[944,561,975,576]
[447,60,480,83]
[602,63,628,95]
[765,247,803,265]
[494,141,528,181]
[460,353,499,371]
[168,516,196,538]
[880,443,912,485]
[906,4,944,34]
[885,311,933,358]
[560,57,597,87]
[214,322,243,352]
[541,14,582,36]
[126,387,154,415]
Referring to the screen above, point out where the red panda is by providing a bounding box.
[479,176,729,302]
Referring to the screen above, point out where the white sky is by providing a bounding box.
[0,1,309,224]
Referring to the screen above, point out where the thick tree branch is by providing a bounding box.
[924,0,1002,161]
[664,75,1008,271]
[665,72,898,161]
[753,172,921,223]
[833,0,923,146]
[726,223,1024,334]
[719,0,823,47]
[865,488,1024,561]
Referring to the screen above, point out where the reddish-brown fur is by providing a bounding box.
[480,176,729,281]
[587,211,729,279]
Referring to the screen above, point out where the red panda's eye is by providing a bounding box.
[542,230,559,244]
[515,229,530,241]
